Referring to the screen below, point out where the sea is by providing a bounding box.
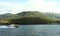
[0,25,60,36]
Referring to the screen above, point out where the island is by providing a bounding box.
[0,11,60,25]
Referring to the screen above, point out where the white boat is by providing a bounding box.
[8,24,19,28]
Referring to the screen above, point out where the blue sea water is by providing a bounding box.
[0,25,60,36]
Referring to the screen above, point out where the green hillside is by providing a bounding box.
[44,12,60,19]
[0,11,59,24]
[9,11,57,24]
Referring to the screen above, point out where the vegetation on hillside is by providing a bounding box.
[0,11,60,24]
[44,13,60,19]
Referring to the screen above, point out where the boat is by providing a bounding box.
[8,24,19,28]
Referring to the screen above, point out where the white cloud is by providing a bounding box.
[0,0,60,14]
[23,0,59,13]
[0,1,26,14]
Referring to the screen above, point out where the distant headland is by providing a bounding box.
[0,11,60,25]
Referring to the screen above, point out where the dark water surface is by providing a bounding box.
[0,25,60,36]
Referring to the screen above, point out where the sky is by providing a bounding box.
[0,0,60,14]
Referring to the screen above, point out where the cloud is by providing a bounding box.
[0,1,27,14]
[0,0,60,14]
[23,0,59,13]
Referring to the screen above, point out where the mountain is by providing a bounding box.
[0,13,14,21]
[44,12,60,19]
[0,13,13,18]
[9,11,56,24]
[0,11,60,24]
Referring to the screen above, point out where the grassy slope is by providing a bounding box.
[9,11,57,24]
[0,11,58,24]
